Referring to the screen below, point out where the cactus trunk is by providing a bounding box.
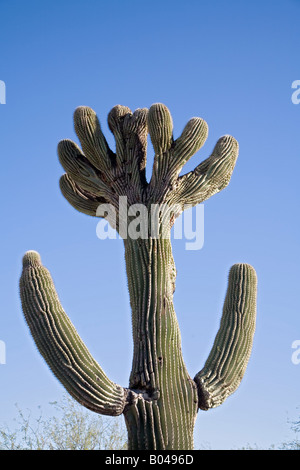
[123,236,198,450]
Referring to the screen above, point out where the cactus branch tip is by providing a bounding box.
[22,250,42,268]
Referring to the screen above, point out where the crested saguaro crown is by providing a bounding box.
[20,103,257,450]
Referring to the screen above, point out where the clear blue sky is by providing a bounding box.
[0,0,299,450]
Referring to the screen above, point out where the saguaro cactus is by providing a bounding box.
[19,103,257,450]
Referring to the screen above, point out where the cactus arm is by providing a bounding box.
[175,135,239,207]
[108,106,148,184]
[194,263,257,410]
[107,105,133,166]
[59,174,107,217]
[147,103,174,155]
[19,251,127,416]
[171,116,209,173]
[58,139,113,199]
[73,106,115,173]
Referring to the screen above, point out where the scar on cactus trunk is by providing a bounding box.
[19,103,257,450]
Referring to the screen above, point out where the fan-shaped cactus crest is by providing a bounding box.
[20,103,257,450]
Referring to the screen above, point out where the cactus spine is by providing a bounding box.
[20,103,257,450]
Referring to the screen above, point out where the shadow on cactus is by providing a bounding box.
[19,103,257,450]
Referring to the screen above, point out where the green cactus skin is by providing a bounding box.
[20,103,257,450]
